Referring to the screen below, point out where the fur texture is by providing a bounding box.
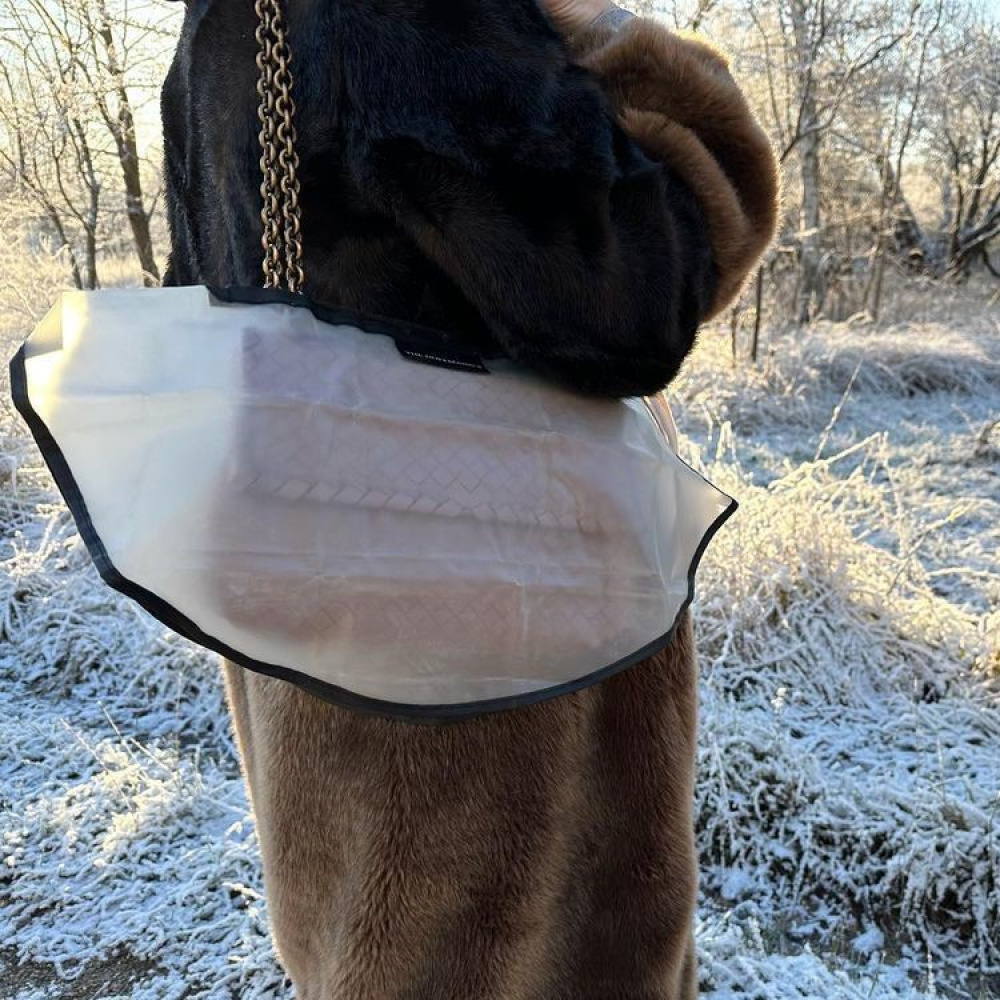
[224,614,699,1000]
[160,3,779,997]
[571,21,780,318]
[162,0,718,396]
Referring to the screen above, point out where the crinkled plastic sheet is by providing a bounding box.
[11,286,734,718]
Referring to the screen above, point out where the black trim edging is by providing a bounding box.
[209,285,498,373]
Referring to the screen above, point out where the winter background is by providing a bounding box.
[1,0,999,998]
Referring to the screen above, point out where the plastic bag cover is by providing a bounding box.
[10,286,735,720]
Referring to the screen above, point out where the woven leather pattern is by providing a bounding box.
[211,323,663,654]
[235,327,629,532]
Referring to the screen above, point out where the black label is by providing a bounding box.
[396,342,490,374]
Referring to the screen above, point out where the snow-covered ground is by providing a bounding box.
[1,261,997,999]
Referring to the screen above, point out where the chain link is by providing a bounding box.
[256,0,304,293]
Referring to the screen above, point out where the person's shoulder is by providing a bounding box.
[337,0,620,179]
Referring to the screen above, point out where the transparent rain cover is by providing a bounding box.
[10,286,735,720]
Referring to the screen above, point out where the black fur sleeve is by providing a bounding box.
[339,2,716,397]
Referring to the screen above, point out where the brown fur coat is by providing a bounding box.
[225,616,701,1000]
[219,16,778,1000]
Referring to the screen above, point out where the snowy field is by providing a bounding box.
[1,257,997,999]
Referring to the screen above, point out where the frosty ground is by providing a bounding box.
[1,266,997,1000]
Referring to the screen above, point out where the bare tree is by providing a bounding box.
[927,11,1000,278]
[785,0,823,323]
[857,3,1000,284]
[0,0,171,287]
[84,0,161,284]
[0,4,103,287]
[777,0,907,321]
[862,0,944,320]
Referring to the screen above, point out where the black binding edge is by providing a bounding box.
[209,285,498,371]
[8,294,737,724]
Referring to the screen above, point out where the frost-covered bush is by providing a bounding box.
[692,446,999,979]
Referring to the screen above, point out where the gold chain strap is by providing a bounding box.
[256,0,305,293]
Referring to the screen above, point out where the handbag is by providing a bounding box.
[9,0,735,721]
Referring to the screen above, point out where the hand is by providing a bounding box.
[539,0,617,36]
